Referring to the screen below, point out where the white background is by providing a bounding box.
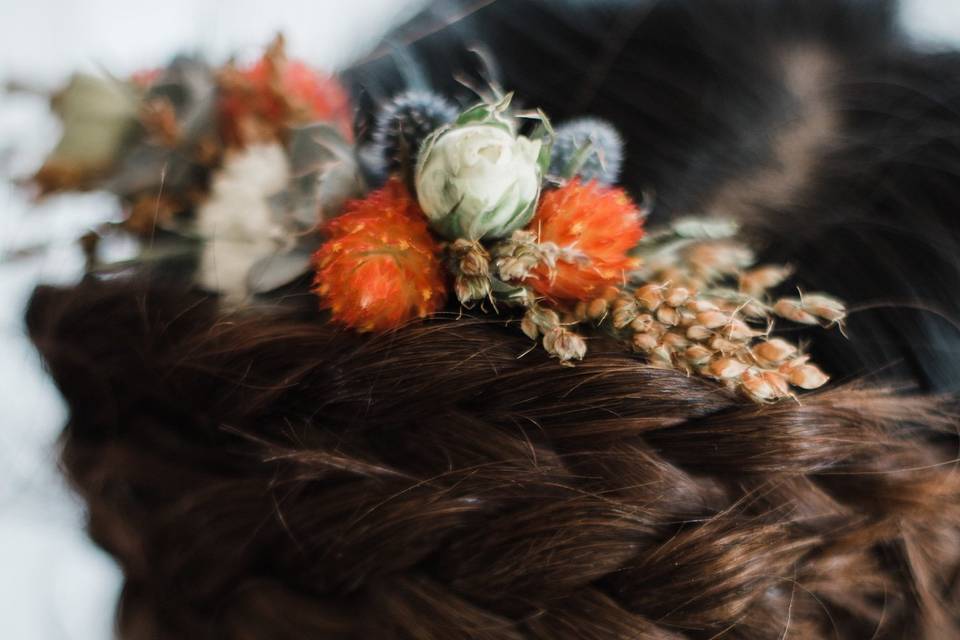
[0,1,957,638]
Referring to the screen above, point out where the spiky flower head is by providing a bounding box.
[219,35,353,147]
[372,90,458,177]
[527,179,644,301]
[548,117,624,185]
[312,178,446,332]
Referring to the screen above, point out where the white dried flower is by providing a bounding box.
[197,143,291,301]
[416,124,542,240]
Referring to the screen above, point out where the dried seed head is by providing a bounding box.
[739,265,793,297]
[725,319,759,341]
[601,286,622,302]
[686,299,719,313]
[697,310,730,329]
[788,364,829,389]
[752,338,797,365]
[656,305,680,326]
[630,314,655,333]
[613,301,639,329]
[802,294,846,323]
[662,332,689,349]
[687,325,713,341]
[634,284,664,311]
[740,299,769,319]
[455,275,492,304]
[452,239,491,277]
[587,298,609,321]
[685,344,713,365]
[573,300,589,322]
[649,344,674,366]
[632,332,658,352]
[520,312,540,340]
[708,357,750,379]
[773,298,819,325]
[665,287,691,307]
[543,327,587,364]
[709,335,741,354]
[740,369,789,403]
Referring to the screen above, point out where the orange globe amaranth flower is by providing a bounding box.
[219,38,353,146]
[528,179,644,302]
[313,179,447,333]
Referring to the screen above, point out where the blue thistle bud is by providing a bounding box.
[549,117,624,185]
[373,90,458,177]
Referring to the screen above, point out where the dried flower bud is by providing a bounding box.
[634,284,664,311]
[665,287,690,307]
[752,338,797,365]
[739,265,793,297]
[708,357,750,379]
[697,310,730,329]
[543,327,587,364]
[773,298,819,325]
[788,364,829,389]
[632,332,658,352]
[687,325,713,341]
[656,305,679,326]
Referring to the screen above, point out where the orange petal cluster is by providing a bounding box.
[527,179,644,302]
[219,39,352,146]
[313,179,447,332]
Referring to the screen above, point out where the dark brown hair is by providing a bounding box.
[26,278,960,638]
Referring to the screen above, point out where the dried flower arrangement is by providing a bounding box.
[25,39,845,403]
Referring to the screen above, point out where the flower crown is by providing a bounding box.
[26,37,845,403]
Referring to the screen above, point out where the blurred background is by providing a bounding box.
[0,0,958,637]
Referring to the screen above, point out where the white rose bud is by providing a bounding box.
[415,123,543,240]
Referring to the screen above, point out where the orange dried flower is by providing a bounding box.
[219,36,353,146]
[313,179,447,332]
[527,179,644,302]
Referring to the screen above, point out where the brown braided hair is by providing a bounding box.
[26,278,960,639]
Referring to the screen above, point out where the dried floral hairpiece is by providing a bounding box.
[22,37,845,403]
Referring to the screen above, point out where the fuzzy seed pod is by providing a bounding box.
[548,117,624,184]
[373,90,458,176]
[656,305,680,326]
